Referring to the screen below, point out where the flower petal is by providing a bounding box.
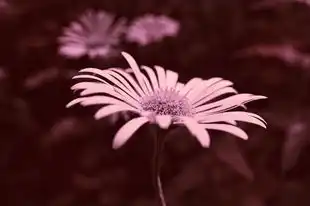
[66,96,133,108]
[107,68,146,98]
[141,65,159,91]
[175,83,184,92]
[197,111,267,128]
[192,80,234,106]
[113,117,149,149]
[179,78,202,96]
[73,74,109,83]
[121,52,149,95]
[187,77,222,102]
[203,124,248,140]
[155,115,172,129]
[95,105,138,120]
[193,87,238,107]
[71,82,113,91]
[181,117,210,147]
[194,94,267,114]
[165,70,179,89]
[155,65,166,89]
[59,45,86,58]
[71,82,140,109]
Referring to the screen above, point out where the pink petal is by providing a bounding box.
[59,45,86,58]
[155,115,172,129]
[181,117,210,148]
[121,52,149,95]
[95,105,138,120]
[179,78,203,96]
[165,70,179,89]
[141,65,159,91]
[203,124,248,140]
[154,65,166,89]
[113,117,149,149]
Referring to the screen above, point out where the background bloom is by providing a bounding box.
[58,10,127,59]
[67,52,266,149]
[125,14,180,46]
[238,44,310,68]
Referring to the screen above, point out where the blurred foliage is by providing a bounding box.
[1,0,310,205]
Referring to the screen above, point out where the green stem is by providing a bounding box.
[153,128,167,206]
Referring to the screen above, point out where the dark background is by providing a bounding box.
[1,0,310,205]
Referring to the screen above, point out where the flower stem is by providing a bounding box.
[153,128,167,206]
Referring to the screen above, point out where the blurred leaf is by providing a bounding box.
[211,135,254,180]
[41,117,84,147]
[24,67,60,90]
[282,120,308,171]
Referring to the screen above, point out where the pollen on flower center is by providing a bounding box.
[140,89,192,116]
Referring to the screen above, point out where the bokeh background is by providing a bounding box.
[1,0,310,205]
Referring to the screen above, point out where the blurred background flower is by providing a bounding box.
[237,44,310,69]
[126,14,180,46]
[58,10,127,59]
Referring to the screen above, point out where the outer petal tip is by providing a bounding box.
[121,51,131,58]
[181,117,211,148]
[112,117,149,149]
[256,95,268,100]
[112,142,122,149]
[66,99,80,108]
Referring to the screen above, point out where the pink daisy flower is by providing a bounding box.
[58,10,126,59]
[126,14,180,46]
[67,52,267,149]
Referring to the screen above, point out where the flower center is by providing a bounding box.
[140,89,192,116]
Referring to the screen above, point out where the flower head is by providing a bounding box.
[126,14,180,46]
[67,52,267,149]
[58,10,126,59]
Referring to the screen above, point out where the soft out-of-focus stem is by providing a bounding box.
[153,128,167,206]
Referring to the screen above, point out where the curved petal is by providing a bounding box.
[203,124,248,140]
[80,68,142,99]
[66,96,134,108]
[113,116,149,149]
[73,74,109,84]
[141,65,159,91]
[181,117,210,148]
[186,77,222,102]
[71,82,140,108]
[71,82,113,91]
[108,68,146,97]
[192,80,234,105]
[165,70,179,89]
[194,94,267,113]
[105,70,144,99]
[155,65,166,89]
[193,87,237,107]
[95,105,139,120]
[197,111,267,128]
[175,83,185,92]
[203,95,267,115]
[179,78,202,96]
[121,52,149,95]
[139,73,153,95]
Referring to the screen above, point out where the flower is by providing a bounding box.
[67,52,267,149]
[126,14,180,46]
[58,10,126,59]
[239,44,310,68]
